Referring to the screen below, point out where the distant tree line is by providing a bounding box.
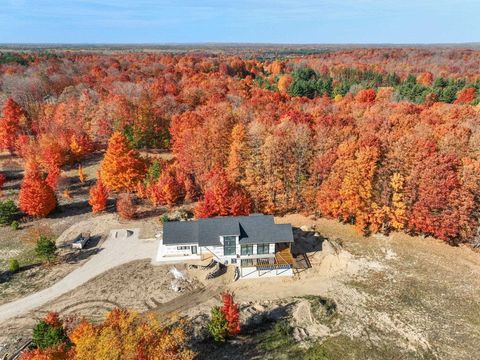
[285,66,480,104]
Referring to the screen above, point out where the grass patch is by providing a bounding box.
[304,335,436,360]
[255,320,435,360]
[256,319,304,359]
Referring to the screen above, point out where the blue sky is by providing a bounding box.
[1,0,479,44]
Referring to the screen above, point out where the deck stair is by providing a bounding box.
[206,262,226,279]
[275,246,295,265]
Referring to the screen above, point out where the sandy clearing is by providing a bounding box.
[0,227,158,323]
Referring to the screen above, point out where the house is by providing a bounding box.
[155,214,295,279]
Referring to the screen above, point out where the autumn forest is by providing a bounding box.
[1,47,480,245]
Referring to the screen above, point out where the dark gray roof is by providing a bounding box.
[163,214,293,246]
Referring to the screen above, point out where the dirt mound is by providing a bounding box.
[291,299,332,342]
[310,239,383,277]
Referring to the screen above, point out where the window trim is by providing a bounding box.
[241,244,254,255]
[257,243,270,255]
[223,235,237,256]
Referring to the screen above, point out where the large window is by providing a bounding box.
[257,243,270,255]
[241,244,254,255]
[223,236,237,256]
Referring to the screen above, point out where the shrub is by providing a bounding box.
[116,192,137,220]
[0,199,17,225]
[160,214,169,223]
[207,306,229,342]
[35,235,57,263]
[9,258,19,273]
[11,220,19,230]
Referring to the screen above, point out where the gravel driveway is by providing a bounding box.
[0,228,158,323]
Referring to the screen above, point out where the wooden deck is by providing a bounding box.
[275,245,295,265]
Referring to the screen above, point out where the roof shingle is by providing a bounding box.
[162,214,293,246]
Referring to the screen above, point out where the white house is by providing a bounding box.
[155,214,295,279]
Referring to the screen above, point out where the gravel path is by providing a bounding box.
[0,228,158,323]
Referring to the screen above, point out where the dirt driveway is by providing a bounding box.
[0,228,158,322]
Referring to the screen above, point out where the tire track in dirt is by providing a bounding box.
[150,286,220,321]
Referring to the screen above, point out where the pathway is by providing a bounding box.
[0,228,158,323]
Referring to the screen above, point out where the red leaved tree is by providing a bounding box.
[0,173,5,191]
[355,89,376,103]
[455,87,476,104]
[221,291,240,337]
[19,343,73,360]
[89,178,109,213]
[194,169,251,218]
[19,162,57,217]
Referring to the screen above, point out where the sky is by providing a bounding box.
[1,0,479,44]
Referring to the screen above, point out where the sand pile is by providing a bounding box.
[291,299,331,342]
[310,239,383,278]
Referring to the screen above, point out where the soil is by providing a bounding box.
[0,192,479,359]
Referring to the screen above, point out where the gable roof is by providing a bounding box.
[162,214,293,246]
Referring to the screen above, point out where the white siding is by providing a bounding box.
[155,239,201,262]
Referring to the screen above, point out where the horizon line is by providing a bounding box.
[1,42,480,47]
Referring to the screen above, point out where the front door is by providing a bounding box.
[191,245,197,254]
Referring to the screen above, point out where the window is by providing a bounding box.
[176,246,190,251]
[257,244,270,254]
[241,244,254,255]
[223,236,236,256]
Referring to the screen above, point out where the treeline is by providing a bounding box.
[1,50,480,245]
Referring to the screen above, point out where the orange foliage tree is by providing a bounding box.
[389,173,407,231]
[88,179,109,213]
[0,98,25,153]
[277,74,293,93]
[417,71,434,86]
[355,89,376,103]
[226,123,248,184]
[100,132,146,192]
[70,309,193,360]
[20,308,193,360]
[77,165,86,184]
[19,162,57,217]
[148,167,184,207]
